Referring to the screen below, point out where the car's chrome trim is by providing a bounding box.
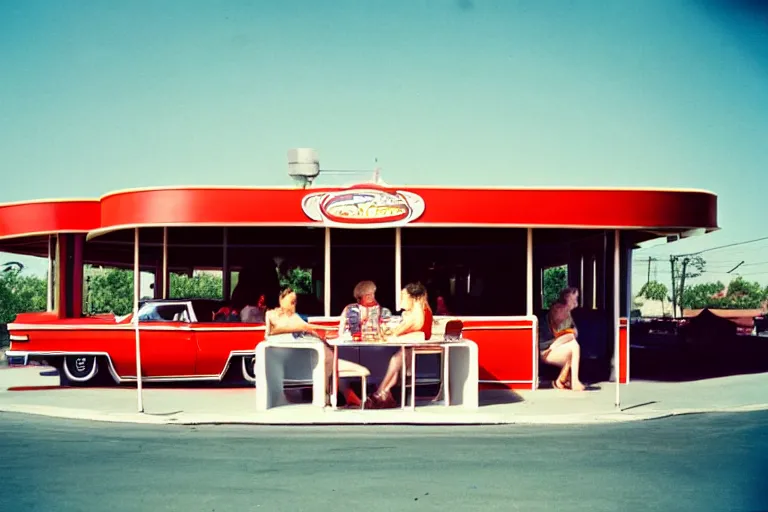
[8,350,258,384]
[8,323,266,332]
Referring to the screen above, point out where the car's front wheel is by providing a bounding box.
[241,356,256,383]
[62,355,99,384]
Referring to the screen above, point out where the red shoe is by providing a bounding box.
[344,388,362,408]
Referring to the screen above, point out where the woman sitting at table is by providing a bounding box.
[365,282,433,409]
[267,288,368,407]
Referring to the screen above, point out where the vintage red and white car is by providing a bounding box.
[6,299,266,386]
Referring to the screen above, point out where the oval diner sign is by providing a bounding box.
[302,188,425,227]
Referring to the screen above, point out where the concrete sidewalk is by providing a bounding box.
[1,365,767,426]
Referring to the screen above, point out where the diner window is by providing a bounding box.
[400,228,527,316]
[541,264,568,310]
[169,270,224,300]
[167,227,224,300]
[82,228,160,316]
[227,227,325,316]
[280,266,314,295]
[331,228,396,313]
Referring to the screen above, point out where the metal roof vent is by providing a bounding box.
[287,148,320,188]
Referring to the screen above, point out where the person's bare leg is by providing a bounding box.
[556,360,571,388]
[324,344,362,406]
[377,349,404,395]
[567,341,584,390]
[543,340,585,391]
[324,345,333,380]
[545,333,575,388]
[549,333,575,351]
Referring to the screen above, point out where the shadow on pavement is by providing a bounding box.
[478,390,524,406]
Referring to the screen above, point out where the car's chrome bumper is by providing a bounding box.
[4,350,30,366]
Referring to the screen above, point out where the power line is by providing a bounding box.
[674,236,768,257]
[636,236,768,258]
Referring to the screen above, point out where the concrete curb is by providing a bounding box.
[2,402,767,427]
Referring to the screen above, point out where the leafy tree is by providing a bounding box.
[670,255,706,316]
[542,265,567,309]
[0,268,47,324]
[638,280,668,303]
[680,281,725,310]
[280,267,313,295]
[680,277,768,310]
[719,276,767,309]
[85,267,134,315]
[170,272,224,299]
[85,268,226,314]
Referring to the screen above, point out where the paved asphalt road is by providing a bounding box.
[1,411,767,512]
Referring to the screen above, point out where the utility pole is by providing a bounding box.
[670,255,677,318]
[646,256,652,286]
[678,257,690,317]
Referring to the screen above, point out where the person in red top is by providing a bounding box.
[366,282,433,409]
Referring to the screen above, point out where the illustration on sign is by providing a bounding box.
[301,188,425,227]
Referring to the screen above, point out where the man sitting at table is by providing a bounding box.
[267,288,368,407]
[337,280,386,340]
[365,282,433,409]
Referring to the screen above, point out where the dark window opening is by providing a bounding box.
[400,228,527,316]
[330,228,396,314]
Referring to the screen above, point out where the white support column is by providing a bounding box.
[222,227,230,301]
[54,235,62,315]
[614,229,621,409]
[134,228,144,413]
[395,227,402,311]
[162,227,168,299]
[579,256,585,308]
[625,244,633,384]
[526,228,533,316]
[46,235,54,312]
[527,227,536,389]
[324,227,331,317]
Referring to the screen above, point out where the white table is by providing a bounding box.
[255,337,327,411]
[327,336,479,410]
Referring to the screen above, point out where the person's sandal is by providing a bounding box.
[378,391,398,409]
[364,394,381,409]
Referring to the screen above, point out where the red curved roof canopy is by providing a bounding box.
[0,199,100,240]
[0,185,718,243]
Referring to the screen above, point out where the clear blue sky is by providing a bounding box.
[1,0,767,292]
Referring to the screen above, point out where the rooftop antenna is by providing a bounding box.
[373,157,381,184]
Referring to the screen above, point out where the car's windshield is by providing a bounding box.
[138,303,189,322]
